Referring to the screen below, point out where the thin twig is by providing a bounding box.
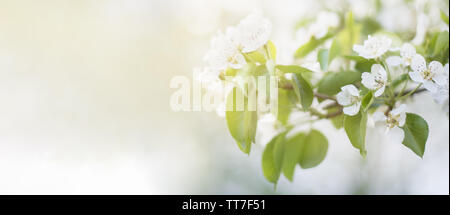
[314,92,337,101]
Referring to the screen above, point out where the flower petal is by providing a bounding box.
[429,61,444,74]
[386,56,402,67]
[409,71,424,83]
[423,80,438,93]
[411,54,426,73]
[433,72,448,86]
[342,84,360,97]
[374,86,385,97]
[372,111,387,122]
[361,72,376,89]
[372,64,387,82]
[336,91,352,106]
[398,112,406,127]
[343,102,361,116]
[390,126,405,142]
[391,104,407,116]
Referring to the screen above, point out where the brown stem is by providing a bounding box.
[309,107,343,119]
[396,88,427,97]
[314,92,337,101]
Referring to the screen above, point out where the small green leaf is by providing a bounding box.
[277,89,294,125]
[298,130,329,169]
[247,51,266,64]
[292,73,314,110]
[282,133,306,181]
[225,87,257,154]
[281,130,329,181]
[433,31,449,57]
[317,71,361,96]
[344,111,368,156]
[361,91,373,112]
[441,10,449,26]
[262,132,286,184]
[329,107,344,129]
[329,39,341,65]
[361,17,381,35]
[401,113,429,158]
[294,34,333,58]
[318,49,329,72]
[355,59,377,73]
[276,65,314,75]
[267,40,277,61]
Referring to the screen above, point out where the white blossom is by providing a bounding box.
[386,43,417,67]
[203,11,272,71]
[372,104,407,136]
[361,64,388,97]
[229,11,272,53]
[432,63,449,113]
[309,11,340,39]
[194,67,222,91]
[204,31,246,71]
[409,54,447,93]
[337,85,361,116]
[353,35,392,59]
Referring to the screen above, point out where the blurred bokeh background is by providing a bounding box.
[0,0,448,194]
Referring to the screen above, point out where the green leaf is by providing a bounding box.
[225,87,257,154]
[433,31,449,57]
[294,34,333,58]
[262,132,286,184]
[276,64,314,81]
[329,39,341,65]
[332,12,361,57]
[282,133,306,181]
[355,59,377,73]
[276,65,313,75]
[361,91,373,112]
[247,51,266,64]
[317,71,361,96]
[441,10,449,26]
[318,49,329,72]
[361,17,381,36]
[292,73,314,110]
[329,107,344,129]
[277,89,294,125]
[266,40,277,61]
[344,111,368,156]
[298,130,329,169]
[281,130,329,181]
[401,113,429,158]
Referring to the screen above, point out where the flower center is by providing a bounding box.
[386,114,400,129]
[375,79,385,88]
[227,55,239,64]
[422,69,434,81]
[349,95,359,105]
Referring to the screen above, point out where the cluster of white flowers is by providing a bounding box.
[195,11,272,117]
[336,33,449,132]
[203,11,272,72]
